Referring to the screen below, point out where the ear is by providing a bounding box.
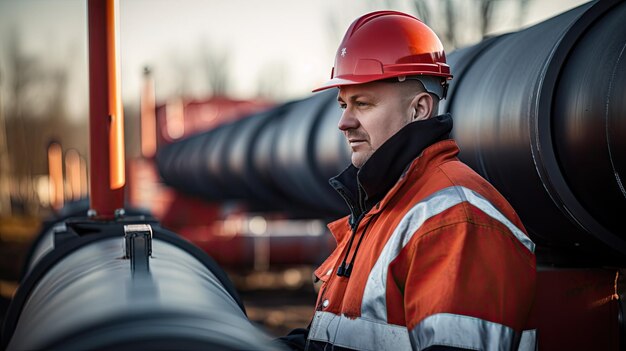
[410,92,434,121]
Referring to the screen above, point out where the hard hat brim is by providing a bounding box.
[312,73,408,93]
[312,77,369,93]
[312,72,451,93]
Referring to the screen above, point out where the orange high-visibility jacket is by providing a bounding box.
[307,138,536,351]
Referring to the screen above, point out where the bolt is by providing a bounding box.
[115,208,126,219]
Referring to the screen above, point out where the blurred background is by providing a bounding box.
[0,0,589,337]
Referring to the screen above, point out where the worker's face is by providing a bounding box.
[337,81,420,168]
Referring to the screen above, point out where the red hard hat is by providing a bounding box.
[313,11,452,95]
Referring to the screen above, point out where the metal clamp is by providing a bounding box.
[123,224,153,272]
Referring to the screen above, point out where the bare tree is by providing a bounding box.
[382,0,396,9]
[4,29,40,211]
[198,41,231,97]
[517,0,532,26]
[406,0,533,48]
[442,0,457,48]
[2,28,76,214]
[478,0,497,37]
[410,0,432,24]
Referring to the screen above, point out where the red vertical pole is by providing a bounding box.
[88,0,125,219]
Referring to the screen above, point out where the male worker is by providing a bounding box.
[281,10,537,351]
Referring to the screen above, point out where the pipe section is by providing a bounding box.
[2,217,280,350]
[443,0,626,263]
[157,90,350,216]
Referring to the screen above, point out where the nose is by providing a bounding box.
[338,109,359,131]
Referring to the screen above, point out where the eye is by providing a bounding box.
[338,102,347,109]
[355,101,369,107]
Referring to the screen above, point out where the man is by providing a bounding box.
[283,10,536,351]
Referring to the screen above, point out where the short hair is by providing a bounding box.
[398,79,440,116]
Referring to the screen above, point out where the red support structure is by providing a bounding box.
[87,0,125,218]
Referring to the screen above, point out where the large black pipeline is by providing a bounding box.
[157,0,625,264]
[441,0,626,264]
[1,214,281,350]
[157,91,350,217]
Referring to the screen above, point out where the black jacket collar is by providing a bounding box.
[329,114,453,223]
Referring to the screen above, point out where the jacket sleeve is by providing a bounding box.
[399,209,536,351]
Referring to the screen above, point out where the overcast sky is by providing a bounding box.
[0,0,589,120]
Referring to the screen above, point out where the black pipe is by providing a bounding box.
[156,0,626,264]
[1,216,282,350]
[156,91,349,216]
[444,0,626,264]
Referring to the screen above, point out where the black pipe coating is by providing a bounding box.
[444,0,626,264]
[1,217,281,350]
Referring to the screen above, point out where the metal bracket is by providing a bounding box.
[123,224,153,272]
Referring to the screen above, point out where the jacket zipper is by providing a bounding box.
[336,212,365,277]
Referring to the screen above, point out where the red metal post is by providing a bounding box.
[88,0,125,218]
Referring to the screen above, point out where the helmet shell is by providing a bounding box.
[314,11,452,92]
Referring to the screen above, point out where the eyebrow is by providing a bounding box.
[337,93,374,103]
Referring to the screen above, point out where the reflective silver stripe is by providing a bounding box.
[362,186,534,321]
[410,313,524,351]
[458,186,535,254]
[518,329,538,351]
[308,311,411,351]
